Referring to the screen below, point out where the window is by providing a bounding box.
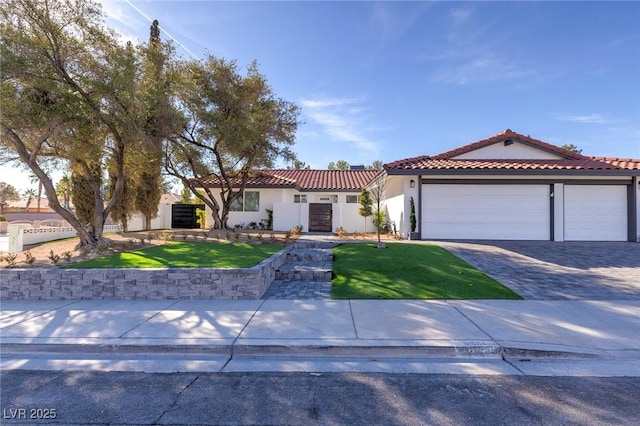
[346,195,359,204]
[294,194,307,203]
[244,191,259,212]
[230,191,260,212]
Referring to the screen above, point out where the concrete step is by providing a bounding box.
[291,240,335,249]
[286,248,333,262]
[275,261,332,281]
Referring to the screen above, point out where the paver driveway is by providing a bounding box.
[435,241,640,300]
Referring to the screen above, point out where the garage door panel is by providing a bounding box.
[422,184,550,240]
[564,185,626,241]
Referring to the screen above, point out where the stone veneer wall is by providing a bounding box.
[0,247,290,301]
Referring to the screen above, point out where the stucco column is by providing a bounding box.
[553,183,564,242]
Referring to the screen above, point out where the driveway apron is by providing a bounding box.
[435,241,640,300]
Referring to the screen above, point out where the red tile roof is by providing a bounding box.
[385,158,633,171]
[385,130,640,173]
[593,157,640,170]
[199,169,380,191]
[431,129,587,160]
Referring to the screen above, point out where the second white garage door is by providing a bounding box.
[564,185,627,241]
[422,184,550,240]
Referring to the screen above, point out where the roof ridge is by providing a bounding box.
[432,129,588,160]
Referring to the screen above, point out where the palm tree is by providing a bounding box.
[23,188,36,211]
[29,173,43,212]
[55,175,72,208]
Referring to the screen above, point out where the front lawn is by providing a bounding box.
[69,241,283,269]
[331,243,521,299]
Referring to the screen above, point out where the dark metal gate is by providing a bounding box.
[308,203,333,232]
[171,204,205,229]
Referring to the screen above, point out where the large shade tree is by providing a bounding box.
[0,0,173,249]
[165,56,300,229]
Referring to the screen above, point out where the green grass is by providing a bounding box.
[68,241,283,269]
[331,243,522,300]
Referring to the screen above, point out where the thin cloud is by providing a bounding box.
[301,98,362,109]
[123,0,199,59]
[370,2,434,41]
[416,6,537,85]
[99,0,145,42]
[431,56,537,85]
[450,7,473,24]
[99,0,199,58]
[301,97,381,153]
[558,114,607,124]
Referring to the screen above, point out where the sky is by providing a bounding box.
[2,0,640,193]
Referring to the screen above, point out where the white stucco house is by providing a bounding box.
[194,130,639,241]
[382,129,640,242]
[199,169,380,232]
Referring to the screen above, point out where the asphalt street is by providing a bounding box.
[2,371,639,425]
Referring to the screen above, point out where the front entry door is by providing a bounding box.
[308,203,333,232]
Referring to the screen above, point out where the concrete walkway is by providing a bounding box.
[262,238,333,300]
[2,299,639,376]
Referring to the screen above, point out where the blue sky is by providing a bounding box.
[2,1,640,191]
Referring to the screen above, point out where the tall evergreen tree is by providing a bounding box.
[134,19,170,230]
[108,171,135,231]
[358,187,372,233]
[135,171,161,230]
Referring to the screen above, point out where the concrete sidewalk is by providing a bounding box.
[1,299,639,376]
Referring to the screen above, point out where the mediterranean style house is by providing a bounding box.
[197,129,640,242]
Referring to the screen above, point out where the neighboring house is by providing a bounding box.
[383,129,640,242]
[199,169,380,232]
[6,196,52,213]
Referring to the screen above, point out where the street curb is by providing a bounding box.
[0,342,606,360]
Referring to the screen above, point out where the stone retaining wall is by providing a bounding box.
[0,247,290,301]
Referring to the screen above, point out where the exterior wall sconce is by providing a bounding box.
[410,179,415,188]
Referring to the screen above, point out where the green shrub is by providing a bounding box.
[195,208,207,229]
[264,209,273,230]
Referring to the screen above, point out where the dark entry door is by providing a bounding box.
[309,203,332,232]
[171,204,204,229]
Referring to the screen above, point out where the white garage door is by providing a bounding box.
[564,185,627,241]
[422,184,550,240]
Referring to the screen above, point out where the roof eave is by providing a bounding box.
[415,168,639,176]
